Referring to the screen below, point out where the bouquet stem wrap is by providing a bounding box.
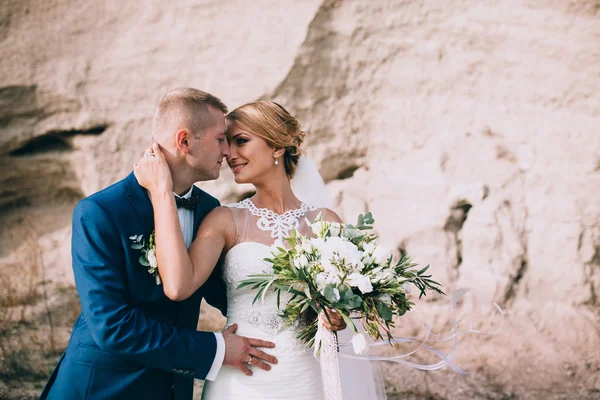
[315,314,343,400]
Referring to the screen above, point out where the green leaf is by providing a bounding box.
[139,255,150,267]
[304,285,312,300]
[376,302,393,321]
[339,311,358,333]
[346,294,362,309]
[323,284,340,304]
[131,244,143,250]
[417,265,430,275]
[277,290,281,309]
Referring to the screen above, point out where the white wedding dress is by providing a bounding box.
[201,199,387,400]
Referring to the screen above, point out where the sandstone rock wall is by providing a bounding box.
[1,0,599,398]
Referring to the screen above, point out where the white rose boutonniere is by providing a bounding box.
[129,232,161,285]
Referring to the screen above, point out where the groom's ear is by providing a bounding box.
[175,129,190,154]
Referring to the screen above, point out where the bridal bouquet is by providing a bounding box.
[238,212,444,352]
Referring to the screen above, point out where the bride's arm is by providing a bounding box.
[151,192,229,301]
[134,143,229,301]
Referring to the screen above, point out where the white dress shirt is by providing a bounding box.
[174,187,225,381]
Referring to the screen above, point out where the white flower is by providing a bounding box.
[317,237,365,274]
[311,221,328,237]
[351,333,368,355]
[316,272,341,292]
[302,240,314,254]
[377,293,392,305]
[310,237,326,250]
[372,245,392,265]
[329,222,341,237]
[147,248,158,270]
[346,272,373,294]
[294,254,309,269]
[362,242,376,254]
[361,254,373,266]
[371,266,394,283]
[401,282,412,294]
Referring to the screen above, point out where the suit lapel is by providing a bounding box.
[125,172,155,233]
[192,185,205,241]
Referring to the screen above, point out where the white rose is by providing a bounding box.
[362,242,376,254]
[362,254,373,266]
[319,237,364,273]
[347,272,373,294]
[147,248,158,269]
[351,333,368,355]
[329,222,341,237]
[401,282,412,294]
[294,254,309,269]
[372,245,392,265]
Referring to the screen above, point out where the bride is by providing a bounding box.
[135,101,386,399]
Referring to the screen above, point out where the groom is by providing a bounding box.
[39,88,279,400]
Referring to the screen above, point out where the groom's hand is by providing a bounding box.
[222,324,278,376]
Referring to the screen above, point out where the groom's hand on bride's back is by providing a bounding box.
[222,323,278,376]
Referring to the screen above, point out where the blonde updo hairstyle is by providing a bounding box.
[226,101,305,178]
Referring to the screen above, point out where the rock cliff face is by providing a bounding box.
[1,0,599,398]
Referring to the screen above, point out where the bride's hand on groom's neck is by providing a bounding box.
[134,142,173,194]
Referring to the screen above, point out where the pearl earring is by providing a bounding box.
[274,158,279,165]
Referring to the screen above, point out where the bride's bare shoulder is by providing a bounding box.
[316,207,343,224]
[205,206,235,221]
[201,206,236,232]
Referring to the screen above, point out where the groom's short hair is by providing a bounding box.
[152,88,228,139]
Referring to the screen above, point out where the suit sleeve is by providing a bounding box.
[71,198,217,379]
[202,260,228,317]
[200,197,228,316]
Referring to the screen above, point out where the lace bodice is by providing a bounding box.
[221,200,323,356]
[227,199,317,244]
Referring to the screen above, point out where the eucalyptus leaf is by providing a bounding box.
[323,284,340,304]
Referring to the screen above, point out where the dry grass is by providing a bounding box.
[0,218,79,398]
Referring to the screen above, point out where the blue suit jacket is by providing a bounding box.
[39,172,227,400]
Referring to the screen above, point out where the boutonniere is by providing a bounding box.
[129,232,161,285]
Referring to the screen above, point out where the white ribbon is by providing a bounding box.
[314,288,504,398]
[315,313,344,400]
[337,288,504,373]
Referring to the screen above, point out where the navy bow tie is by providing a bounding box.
[175,195,202,210]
